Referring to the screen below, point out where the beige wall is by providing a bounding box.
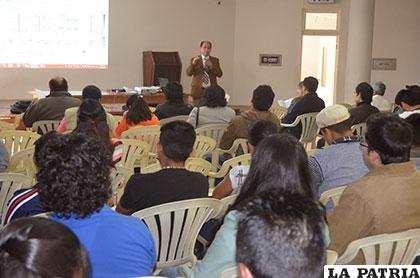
[0,0,236,100]
[231,0,350,105]
[371,0,420,103]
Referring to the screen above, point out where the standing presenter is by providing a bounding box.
[186,41,223,107]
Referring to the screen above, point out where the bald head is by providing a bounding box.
[49,77,68,93]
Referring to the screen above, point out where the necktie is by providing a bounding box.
[202,58,210,87]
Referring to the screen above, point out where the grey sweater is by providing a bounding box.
[187,106,235,128]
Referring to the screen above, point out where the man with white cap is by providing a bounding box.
[309,105,369,199]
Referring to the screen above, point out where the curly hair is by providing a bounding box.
[36,132,113,218]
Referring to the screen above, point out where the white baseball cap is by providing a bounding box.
[316,105,351,129]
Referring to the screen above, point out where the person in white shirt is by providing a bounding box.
[212,120,278,199]
[395,88,420,119]
[372,81,391,112]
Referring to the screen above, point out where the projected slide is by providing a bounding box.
[0,0,109,69]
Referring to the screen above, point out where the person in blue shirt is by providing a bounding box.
[34,132,156,278]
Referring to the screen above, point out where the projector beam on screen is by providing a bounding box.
[0,0,109,69]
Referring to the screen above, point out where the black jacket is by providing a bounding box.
[349,103,380,125]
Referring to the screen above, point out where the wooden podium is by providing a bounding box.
[143,51,182,86]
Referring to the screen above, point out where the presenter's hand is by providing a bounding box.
[192,56,200,65]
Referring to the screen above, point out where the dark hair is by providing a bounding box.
[374,81,386,96]
[163,82,184,104]
[82,85,102,100]
[395,89,420,107]
[365,113,413,164]
[231,134,314,210]
[302,76,319,93]
[406,85,420,94]
[405,114,420,146]
[126,94,152,125]
[236,190,326,278]
[36,132,113,218]
[159,121,196,162]
[326,117,353,133]
[74,99,112,153]
[200,40,212,48]
[0,217,90,278]
[49,77,68,92]
[251,85,275,111]
[355,82,374,103]
[247,120,278,147]
[203,85,227,108]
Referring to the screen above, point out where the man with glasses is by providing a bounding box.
[309,105,369,200]
[328,113,420,263]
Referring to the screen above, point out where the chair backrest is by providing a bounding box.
[118,139,151,169]
[121,125,161,154]
[0,121,16,131]
[211,154,252,179]
[337,228,420,265]
[159,115,189,125]
[0,173,33,226]
[132,198,223,269]
[269,105,288,120]
[185,157,212,176]
[215,194,238,220]
[219,266,238,278]
[196,124,228,147]
[9,147,37,178]
[191,135,216,159]
[319,185,347,208]
[296,112,319,143]
[351,123,367,137]
[32,120,61,135]
[113,115,123,127]
[0,130,40,159]
[141,163,162,174]
[326,250,338,265]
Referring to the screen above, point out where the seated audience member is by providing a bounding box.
[309,105,369,198]
[236,190,326,278]
[394,89,420,119]
[114,94,160,138]
[154,82,192,119]
[282,76,325,139]
[0,217,90,277]
[287,81,305,113]
[328,113,420,262]
[187,85,235,128]
[349,82,380,125]
[220,85,280,150]
[212,120,277,199]
[371,81,391,112]
[37,133,156,277]
[23,77,81,127]
[0,143,8,172]
[56,85,116,135]
[170,134,316,278]
[406,114,420,169]
[117,121,208,215]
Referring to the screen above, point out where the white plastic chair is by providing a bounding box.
[191,135,216,159]
[141,163,162,174]
[118,139,151,169]
[0,173,33,226]
[211,138,249,170]
[196,124,228,147]
[0,130,40,159]
[351,123,367,137]
[32,120,61,135]
[0,121,16,131]
[121,125,161,160]
[160,115,189,125]
[215,194,238,220]
[269,104,288,120]
[326,250,338,265]
[8,147,37,179]
[209,154,252,187]
[281,112,319,149]
[336,228,420,265]
[319,185,347,208]
[185,157,212,176]
[132,198,223,269]
[219,266,238,278]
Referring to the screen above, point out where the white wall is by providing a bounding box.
[371,0,420,103]
[0,0,236,100]
[231,0,350,105]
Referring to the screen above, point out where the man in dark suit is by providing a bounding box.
[282,76,325,139]
[186,41,223,107]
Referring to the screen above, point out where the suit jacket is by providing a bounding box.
[186,56,222,99]
[281,92,325,139]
